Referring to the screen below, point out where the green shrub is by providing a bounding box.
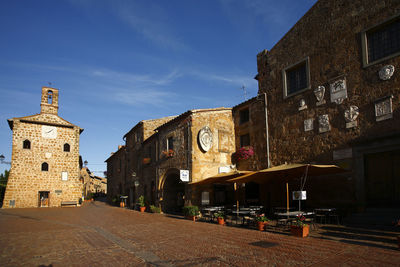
[182,205,199,216]
[150,205,161,213]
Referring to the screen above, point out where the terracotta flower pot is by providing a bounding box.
[140,206,146,212]
[397,236,400,250]
[217,217,225,225]
[257,221,265,231]
[291,225,309,237]
[186,215,196,221]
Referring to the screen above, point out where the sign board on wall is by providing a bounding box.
[292,191,307,200]
[218,166,230,173]
[180,170,189,182]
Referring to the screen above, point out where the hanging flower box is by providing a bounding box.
[233,146,254,163]
[162,149,174,158]
[142,158,151,164]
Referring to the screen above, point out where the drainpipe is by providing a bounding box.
[263,93,271,168]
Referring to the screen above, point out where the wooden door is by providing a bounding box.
[364,150,400,206]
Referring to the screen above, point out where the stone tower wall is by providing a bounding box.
[3,87,82,208]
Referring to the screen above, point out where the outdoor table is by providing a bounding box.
[231,210,251,225]
[275,211,314,218]
[314,208,338,224]
[202,207,223,221]
[273,207,295,213]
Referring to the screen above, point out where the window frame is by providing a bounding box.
[361,14,400,67]
[41,162,49,172]
[23,139,31,149]
[239,108,250,124]
[282,57,311,98]
[167,136,174,151]
[240,133,250,148]
[63,143,70,152]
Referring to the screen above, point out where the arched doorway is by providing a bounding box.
[162,170,185,214]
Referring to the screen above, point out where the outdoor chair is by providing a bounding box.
[328,212,340,225]
[314,210,327,224]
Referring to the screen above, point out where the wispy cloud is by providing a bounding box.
[91,68,181,86]
[189,69,257,88]
[113,89,175,106]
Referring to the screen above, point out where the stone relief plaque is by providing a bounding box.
[330,78,348,104]
[198,126,213,152]
[375,95,393,121]
[304,118,314,132]
[379,65,395,80]
[314,85,326,106]
[344,105,359,128]
[218,130,232,153]
[318,114,331,133]
[298,99,307,111]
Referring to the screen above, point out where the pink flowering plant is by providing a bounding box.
[293,215,308,228]
[233,146,254,162]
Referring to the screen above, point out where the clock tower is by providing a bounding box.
[40,87,59,115]
[3,87,83,208]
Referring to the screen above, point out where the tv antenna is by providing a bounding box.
[239,85,248,101]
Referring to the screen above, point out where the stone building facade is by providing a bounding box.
[106,108,236,212]
[253,0,400,209]
[155,108,235,212]
[3,87,83,208]
[105,145,126,204]
[81,167,107,197]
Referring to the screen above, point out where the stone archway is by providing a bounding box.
[161,169,185,214]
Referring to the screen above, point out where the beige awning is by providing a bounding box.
[227,163,344,184]
[190,170,254,185]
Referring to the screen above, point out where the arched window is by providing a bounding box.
[23,139,31,149]
[47,90,53,104]
[64,143,70,152]
[41,162,49,172]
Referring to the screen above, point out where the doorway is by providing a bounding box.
[39,191,50,207]
[364,149,400,207]
[162,173,185,214]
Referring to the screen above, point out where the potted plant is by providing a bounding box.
[138,195,146,212]
[232,146,254,163]
[255,214,270,231]
[291,215,309,237]
[150,205,161,213]
[214,211,225,225]
[162,149,175,158]
[183,206,199,221]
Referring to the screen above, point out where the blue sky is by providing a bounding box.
[0,0,317,175]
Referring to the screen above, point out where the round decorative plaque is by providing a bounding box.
[198,126,213,152]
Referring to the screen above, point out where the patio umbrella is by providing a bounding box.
[190,170,254,212]
[226,163,344,184]
[227,163,345,212]
[189,170,254,185]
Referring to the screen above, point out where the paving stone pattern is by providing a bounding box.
[0,201,398,266]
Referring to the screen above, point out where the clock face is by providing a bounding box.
[42,125,57,139]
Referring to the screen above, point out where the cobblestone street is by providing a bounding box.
[0,201,398,267]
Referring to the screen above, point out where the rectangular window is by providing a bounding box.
[167,136,174,151]
[240,134,250,147]
[362,15,400,66]
[239,108,249,124]
[282,57,310,98]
